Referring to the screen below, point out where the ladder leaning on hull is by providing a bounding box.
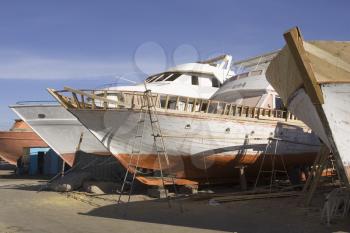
[117,88,183,212]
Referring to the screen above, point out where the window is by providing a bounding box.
[251,70,263,76]
[212,78,220,87]
[238,72,249,79]
[146,74,158,83]
[155,74,169,82]
[275,97,284,110]
[192,76,199,85]
[165,73,181,81]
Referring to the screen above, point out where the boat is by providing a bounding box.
[10,102,112,167]
[0,120,48,165]
[265,27,350,186]
[10,55,234,168]
[48,53,321,185]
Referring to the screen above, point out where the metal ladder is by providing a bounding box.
[254,137,291,192]
[117,89,182,211]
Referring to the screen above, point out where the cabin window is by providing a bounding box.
[251,70,263,76]
[192,76,199,85]
[154,74,166,82]
[275,97,284,110]
[212,78,220,87]
[146,74,158,83]
[238,72,249,79]
[166,73,181,81]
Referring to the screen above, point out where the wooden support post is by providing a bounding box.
[61,161,65,177]
[236,166,247,191]
[304,144,330,206]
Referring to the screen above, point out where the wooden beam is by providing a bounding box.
[283,27,324,104]
[72,93,81,109]
[63,86,121,105]
[46,88,69,109]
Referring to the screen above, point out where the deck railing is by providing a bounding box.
[48,87,298,121]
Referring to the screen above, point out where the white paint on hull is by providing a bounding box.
[288,89,330,148]
[321,83,350,179]
[70,109,320,163]
[287,84,350,182]
[10,105,109,165]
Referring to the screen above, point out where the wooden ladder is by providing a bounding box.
[254,137,291,192]
[117,89,182,212]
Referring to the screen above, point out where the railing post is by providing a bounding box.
[205,100,211,113]
[175,96,180,110]
[184,97,189,112]
[228,104,233,116]
[252,107,256,118]
[199,99,203,112]
[192,98,197,112]
[72,93,80,109]
[80,95,85,109]
[165,95,169,109]
[91,91,96,109]
[257,107,261,118]
[103,90,108,109]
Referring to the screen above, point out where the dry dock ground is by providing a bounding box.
[0,169,349,233]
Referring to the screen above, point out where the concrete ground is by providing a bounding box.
[0,169,349,233]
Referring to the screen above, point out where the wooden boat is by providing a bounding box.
[10,55,234,169]
[266,27,350,186]
[0,120,48,165]
[48,63,321,185]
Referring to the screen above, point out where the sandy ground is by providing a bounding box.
[0,169,349,233]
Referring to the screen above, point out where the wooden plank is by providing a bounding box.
[283,27,324,104]
[63,86,120,105]
[212,191,299,203]
[72,93,81,109]
[46,88,69,109]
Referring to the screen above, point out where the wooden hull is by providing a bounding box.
[69,108,320,184]
[116,152,317,184]
[0,131,48,165]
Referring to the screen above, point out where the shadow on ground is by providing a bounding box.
[79,196,350,233]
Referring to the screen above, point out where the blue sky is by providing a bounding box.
[0,0,349,129]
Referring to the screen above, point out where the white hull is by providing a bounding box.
[11,105,111,166]
[288,84,350,181]
[69,108,320,181]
